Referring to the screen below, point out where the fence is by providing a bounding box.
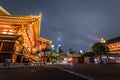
[0,63,43,68]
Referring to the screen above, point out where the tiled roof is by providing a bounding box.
[107,36,120,44]
[0,5,10,15]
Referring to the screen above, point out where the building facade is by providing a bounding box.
[0,6,52,63]
[106,37,120,63]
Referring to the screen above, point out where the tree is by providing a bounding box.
[83,52,95,57]
[58,47,64,54]
[68,48,75,54]
[50,51,59,63]
[92,42,106,54]
[91,42,108,63]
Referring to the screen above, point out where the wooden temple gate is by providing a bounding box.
[0,6,52,63]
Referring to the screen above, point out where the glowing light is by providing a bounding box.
[68,58,73,61]
[109,57,115,59]
[108,43,120,51]
[51,45,54,48]
[2,29,14,34]
[58,44,61,47]
[62,61,68,64]
[101,38,106,43]
[2,29,8,34]
[79,50,84,54]
[8,32,13,34]
[31,47,36,53]
[2,31,7,34]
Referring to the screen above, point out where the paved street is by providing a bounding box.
[0,64,120,80]
[51,63,120,80]
[0,67,89,80]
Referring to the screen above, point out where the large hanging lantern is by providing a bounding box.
[31,46,37,54]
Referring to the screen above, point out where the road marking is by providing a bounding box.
[55,67,94,80]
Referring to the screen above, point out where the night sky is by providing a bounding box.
[1,0,120,52]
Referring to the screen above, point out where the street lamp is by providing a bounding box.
[100,38,108,64]
[100,38,107,53]
[101,38,106,44]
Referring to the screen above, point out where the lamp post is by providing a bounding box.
[100,38,108,64]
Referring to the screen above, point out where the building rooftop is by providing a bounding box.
[107,36,120,44]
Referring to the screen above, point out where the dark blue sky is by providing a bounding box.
[1,0,120,52]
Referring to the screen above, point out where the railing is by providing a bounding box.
[0,63,44,68]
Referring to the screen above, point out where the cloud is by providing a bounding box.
[1,0,120,52]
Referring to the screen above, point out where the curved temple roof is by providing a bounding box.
[0,5,52,47]
[0,5,10,15]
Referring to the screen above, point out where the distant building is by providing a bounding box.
[0,6,52,63]
[67,53,81,63]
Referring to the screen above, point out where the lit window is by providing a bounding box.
[2,29,14,34]
[2,29,8,34]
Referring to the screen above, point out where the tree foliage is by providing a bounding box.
[91,42,108,55]
[58,47,64,54]
[68,48,75,54]
[51,51,59,57]
[83,52,95,57]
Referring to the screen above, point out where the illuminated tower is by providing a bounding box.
[57,32,62,53]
